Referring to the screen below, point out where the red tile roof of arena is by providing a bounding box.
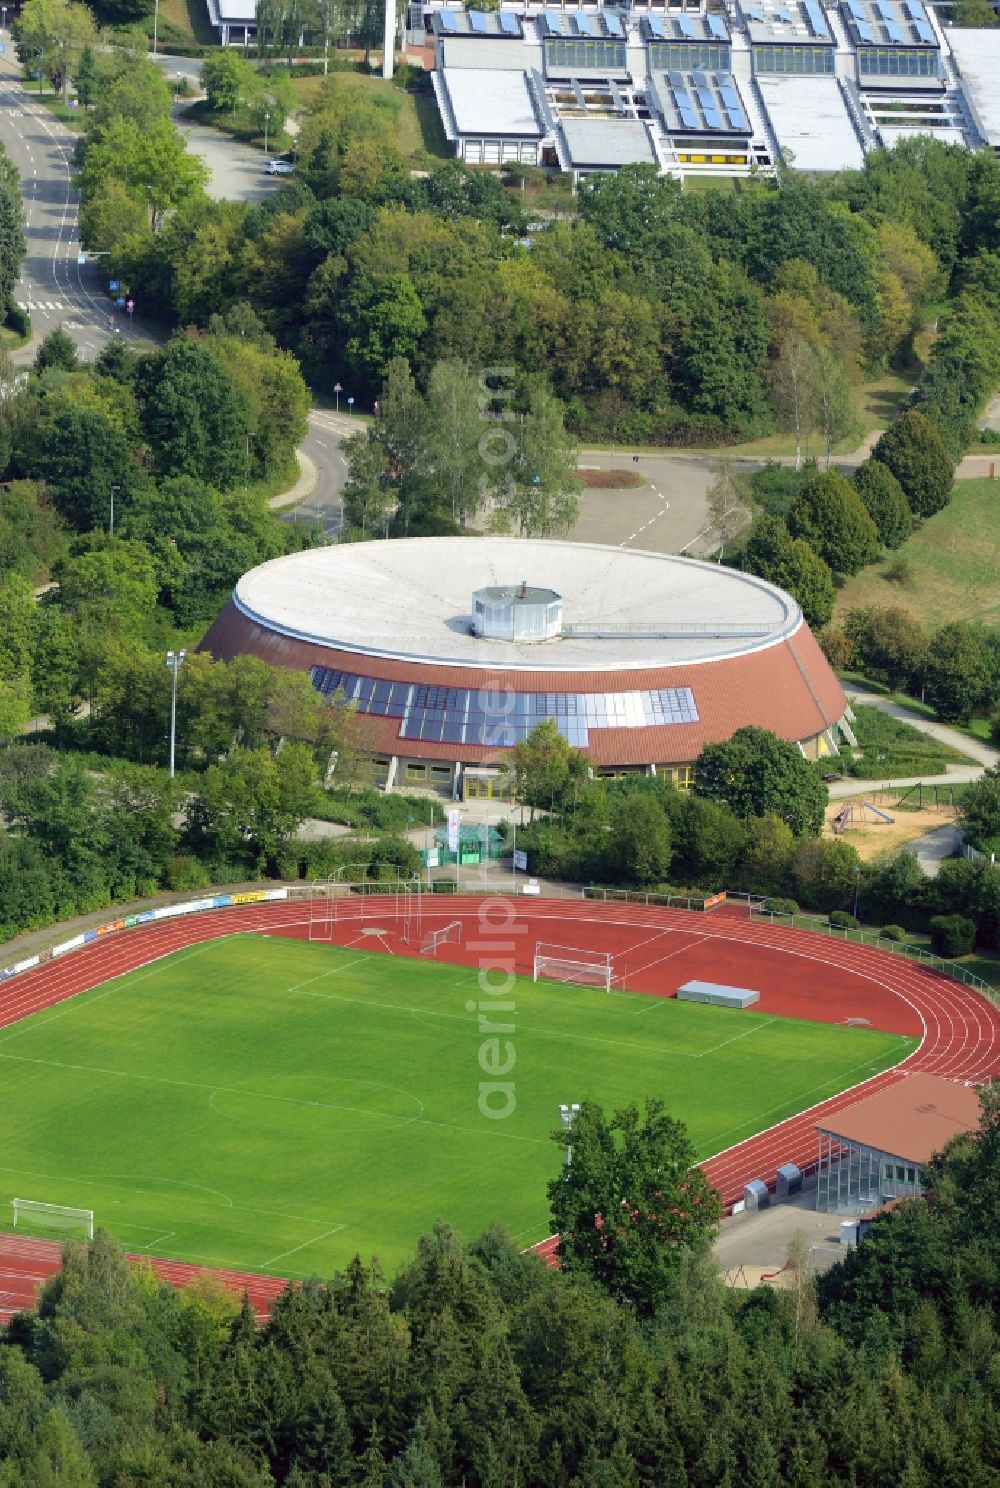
[200,601,846,765]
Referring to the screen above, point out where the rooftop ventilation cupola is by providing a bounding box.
[472,581,563,642]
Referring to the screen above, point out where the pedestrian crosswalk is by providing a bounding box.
[19,301,65,311]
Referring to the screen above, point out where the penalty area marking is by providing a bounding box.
[258,1224,347,1269]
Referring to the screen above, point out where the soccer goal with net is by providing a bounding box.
[309,874,422,943]
[533,942,613,992]
[12,1198,94,1242]
[420,921,462,957]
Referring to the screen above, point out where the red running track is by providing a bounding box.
[1,894,998,1311]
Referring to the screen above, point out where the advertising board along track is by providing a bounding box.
[2,890,999,1314]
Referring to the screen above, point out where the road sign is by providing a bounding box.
[76,252,85,265]
[116,296,125,307]
[126,299,134,313]
[513,849,528,871]
[109,279,120,291]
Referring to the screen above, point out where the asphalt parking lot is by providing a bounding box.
[173,105,286,204]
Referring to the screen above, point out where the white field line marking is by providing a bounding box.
[0,939,227,1048]
[698,1017,778,1056]
[0,1049,425,1127]
[0,1163,339,1226]
[259,1224,346,1268]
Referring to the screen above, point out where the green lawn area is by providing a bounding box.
[0,935,912,1276]
[288,73,450,163]
[835,478,1000,631]
[714,372,913,461]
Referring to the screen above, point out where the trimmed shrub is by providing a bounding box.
[5,301,30,339]
[764,897,799,916]
[929,914,977,958]
[829,911,860,930]
[880,924,908,942]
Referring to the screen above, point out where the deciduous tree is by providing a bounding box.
[547,1098,721,1316]
[695,725,828,836]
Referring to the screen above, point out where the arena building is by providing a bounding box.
[200,537,852,799]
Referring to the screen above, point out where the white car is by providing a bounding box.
[264,159,294,175]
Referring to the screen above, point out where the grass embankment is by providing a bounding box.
[839,705,975,780]
[287,71,449,162]
[0,934,911,1273]
[718,372,913,462]
[32,92,87,130]
[835,478,1000,631]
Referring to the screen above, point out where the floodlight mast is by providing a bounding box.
[382,0,395,77]
[559,1102,581,1170]
[166,650,186,779]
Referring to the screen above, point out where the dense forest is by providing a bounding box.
[4,1086,1000,1486]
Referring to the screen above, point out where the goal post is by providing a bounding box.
[419,920,462,957]
[533,942,613,992]
[12,1198,94,1242]
[309,873,423,942]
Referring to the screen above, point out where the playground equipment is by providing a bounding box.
[831,801,896,834]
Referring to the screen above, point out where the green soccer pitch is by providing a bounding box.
[0,934,916,1276]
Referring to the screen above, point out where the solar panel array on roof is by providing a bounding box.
[605,10,624,33]
[777,8,795,21]
[543,9,562,34]
[875,0,895,17]
[904,0,924,17]
[574,11,593,34]
[438,8,456,30]
[677,12,698,36]
[647,12,667,36]
[707,12,728,37]
[884,17,903,40]
[856,17,874,38]
[718,77,749,129]
[745,5,764,20]
[468,9,487,32]
[803,0,829,34]
[498,9,518,33]
[914,17,934,40]
[671,75,699,128]
[846,0,865,19]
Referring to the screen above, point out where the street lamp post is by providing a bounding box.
[559,1103,581,1171]
[166,650,186,778]
[263,110,270,155]
[333,381,342,413]
[852,865,861,920]
[109,484,120,535]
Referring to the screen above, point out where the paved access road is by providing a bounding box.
[0,45,152,358]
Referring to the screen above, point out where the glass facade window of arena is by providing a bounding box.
[310,667,699,748]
